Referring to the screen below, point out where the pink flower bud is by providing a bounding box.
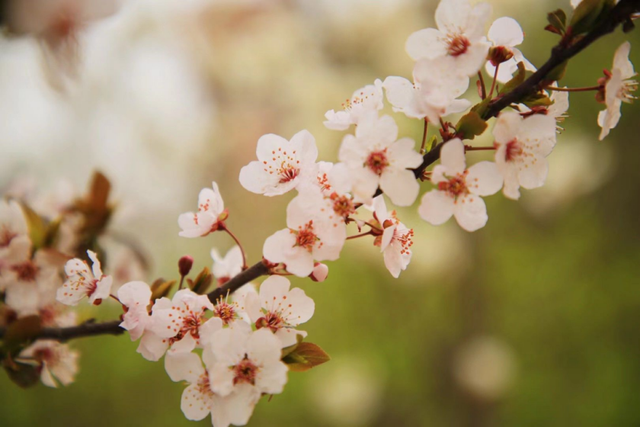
[178,255,194,277]
[309,263,329,282]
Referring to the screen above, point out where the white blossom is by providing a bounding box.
[492,112,556,200]
[485,17,536,83]
[383,57,471,124]
[245,276,315,347]
[419,139,503,231]
[56,250,113,306]
[324,80,384,130]
[239,130,319,196]
[263,188,346,277]
[211,246,243,284]
[0,199,30,270]
[338,114,423,206]
[598,42,637,140]
[138,289,216,361]
[372,196,414,278]
[117,281,153,342]
[19,340,79,388]
[405,0,492,76]
[178,182,226,238]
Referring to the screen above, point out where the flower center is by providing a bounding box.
[278,163,300,184]
[256,311,285,333]
[438,173,468,197]
[214,300,236,326]
[233,358,259,385]
[395,228,415,255]
[197,372,215,398]
[330,193,355,219]
[365,150,389,175]
[11,261,38,282]
[292,221,320,252]
[446,34,470,57]
[504,139,524,162]
[168,306,205,344]
[618,79,638,102]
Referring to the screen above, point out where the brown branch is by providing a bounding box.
[0,260,270,342]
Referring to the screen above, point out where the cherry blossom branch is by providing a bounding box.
[0,260,271,342]
[484,0,640,119]
[412,0,640,179]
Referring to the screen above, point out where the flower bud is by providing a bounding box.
[309,263,329,282]
[178,255,194,277]
[488,46,514,66]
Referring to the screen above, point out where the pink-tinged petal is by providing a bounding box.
[419,190,455,225]
[56,279,88,306]
[178,211,215,238]
[291,129,319,165]
[137,331,169,361]
[259,275,291,306]
[165,352,204,383]
[169,332,198,354]
[467,161,503,196]
[350,167,381,205]
[247,328,283,367]
[456,41,492,76]
[466,2,493,39]
[243,291,262,324]
[323,109,352,131]
[118,281,151,306]
[492,111,521,144]
[255,361,288,395]
[388,137,423,169]
[211,328,248,367]
[6,282,38,315]
[310,263,329,282]
[283,287,315,325]
[209,364,236,398]
[199,317,224,347]
[283,251,315,277]
[89,276,112,304]
[63,258,91,279]
[380,224,397,252]
[380,169,420,207]
[518,114,556,156]
[87,250,103,278]
[486,59,520,84]
[239,161,275,195]
[613,41,634,78]
[445,99,473,116]
[453,194,488,232]
[430,165,448,185]
[372,195,390,222]
[435,0,472,31]
[517,155,549,190]
[255,133,290,162]
[356,114,399,147]
[488,17,524,47]
[263,229,296,264]
[338,134,368,166]
[383,76,415,110]
[224,384,261,426]
[40,365,57,388]
[440,139,466,174]
[180,383,210,421]
[406,28,447,60]
[598,110,613,141]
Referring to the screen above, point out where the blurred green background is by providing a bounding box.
[1,0,640,426]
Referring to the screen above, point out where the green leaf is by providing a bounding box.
[282,342,330,372]
[455,111,488,141]
[281,334,304,358]
[521,92,553,108]
[151,279,176,301]
[19,203,46,251]
[188,267,213,295]
[425,135,438,153]
[569,0,609,35]
[1,315,42,355]
[547,9,567,33]
[498,62,526,96]
[3,358,41,388]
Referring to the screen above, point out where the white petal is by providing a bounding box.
[453,194,488,232]
[488,17,524,47]
[383,76,415,110]
[165,352,204,383]
[247,329,283,367]
[380,169,420,207]
[181,383,210,421]
[282,287,315,325]
[117,281,151,307]
[224,384,261,426]
[87,250,103,278]
[254,360,288,395]
[387,137,423,169]
[440,139,466,174]
[405,28,447,61]
[466,162,503,196]
[613,41,634,79]
[517,155,549,190]
[418,191,455,225]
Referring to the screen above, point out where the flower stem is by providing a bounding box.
[547,85,602,92]
[488,63,500,99]
[465,145,496,152]
[477,71,487,100]
[221,224,248,270]
[347,231,373,240]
